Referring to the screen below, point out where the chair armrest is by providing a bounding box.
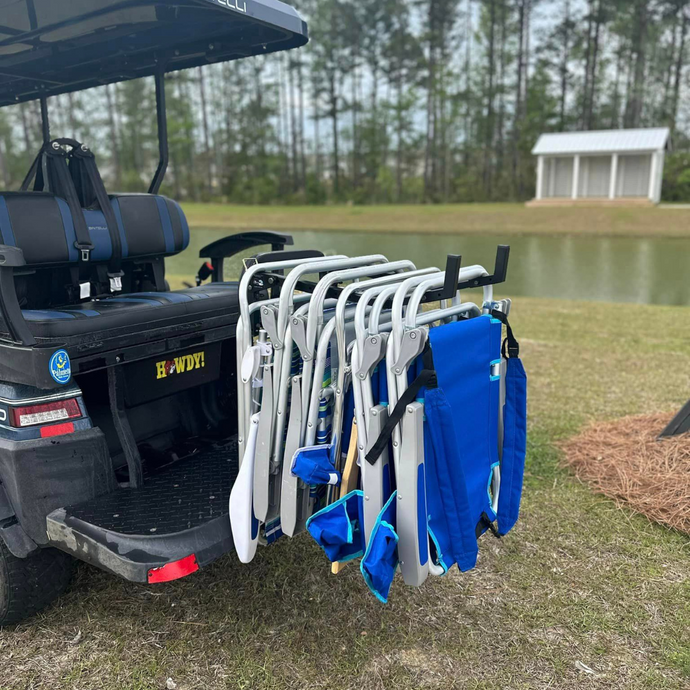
[198,231,294,283]
[199,231,293,261]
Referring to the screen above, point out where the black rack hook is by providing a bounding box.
[422,245,510,303]
[436,253,462,302]
[457,244,510,291]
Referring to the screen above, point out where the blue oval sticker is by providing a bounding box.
[49,349,71,385]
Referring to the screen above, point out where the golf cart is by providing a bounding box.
[0,0,527,624]
[0,0,308,626]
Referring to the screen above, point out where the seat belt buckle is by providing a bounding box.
[108,271,124,292]
[79,282,91,300]
[75,241,94,263]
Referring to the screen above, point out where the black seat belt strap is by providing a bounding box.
[70,144,123,292]
[48,147,94,297]
[24,142,94,297]
[19,151,43,192]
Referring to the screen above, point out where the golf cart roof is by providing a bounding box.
[0,0,308,108]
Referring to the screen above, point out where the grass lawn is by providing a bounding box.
[182,202,690,239]
[1,296,689,689]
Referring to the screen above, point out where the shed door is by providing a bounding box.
[545,157,573,197]
[579,156,611,197]
[617,154,651,197]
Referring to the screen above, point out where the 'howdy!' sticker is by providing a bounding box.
[156,351,206,379]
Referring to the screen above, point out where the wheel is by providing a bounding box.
[0,539,75,626]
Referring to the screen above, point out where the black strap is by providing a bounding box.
[490,309,519,359]
[20,141,95,293]
[365,342,437,466]
[49,147,94,272]
[70,145,123,288]
[20,151,43,192]
[475,512,501,539]
[48,145,94,285]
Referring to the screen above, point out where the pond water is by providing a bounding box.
[167,228,690,307]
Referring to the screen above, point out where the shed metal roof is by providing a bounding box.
[532,128,670,156]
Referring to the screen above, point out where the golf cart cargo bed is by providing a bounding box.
[46,438,239,583]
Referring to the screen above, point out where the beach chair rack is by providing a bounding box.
[231,246,528,602]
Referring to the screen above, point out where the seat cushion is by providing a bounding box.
[23,283,238,339]
[0,192,189,266]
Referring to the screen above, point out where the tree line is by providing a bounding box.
[1,0,689,204]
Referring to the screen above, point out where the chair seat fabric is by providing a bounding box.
[422,314,503,573]
[23,283,239,338]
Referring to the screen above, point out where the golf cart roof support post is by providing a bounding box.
[149,68,169,195]
[40,96,49,144]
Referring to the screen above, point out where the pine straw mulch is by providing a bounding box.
[562,412,690,534]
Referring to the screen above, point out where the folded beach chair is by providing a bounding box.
[365,289,486,590]
[363,297,526,597]
[235,255,396,543]
[232,256,353,554]
[305,266,492,597]
[276,255,414,536]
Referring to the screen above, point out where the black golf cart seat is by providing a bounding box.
[0,178,295,387]
[0,187,239,338]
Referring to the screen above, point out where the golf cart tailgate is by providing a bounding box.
[46,439,239,582]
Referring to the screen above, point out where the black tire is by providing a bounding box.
[0,540,75,626]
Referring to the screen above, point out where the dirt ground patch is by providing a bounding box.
[563,413,690,534]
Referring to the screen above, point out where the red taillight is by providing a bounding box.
[148,554,199,583]
[40,422,76,438]
[9,398,81,428]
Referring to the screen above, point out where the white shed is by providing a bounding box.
[530,127,670,205]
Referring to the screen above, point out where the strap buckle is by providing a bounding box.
[108,271,124,292]
[491,308,520,359]
[79,282,91,300]
[70,143,93,159]
[75,241,94,263]
[46,142,66,157]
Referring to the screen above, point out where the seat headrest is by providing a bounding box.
[0,192,189,266]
